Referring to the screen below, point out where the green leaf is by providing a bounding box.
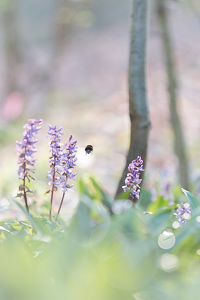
[147,207,173,236]
[12,199,43,234]
[68,199,93,244]
[115,189,129,200]
[181,188,200,210]
[90,177,113,210]
[0,226,11,233]
[138,189,152,210]
[10,220,22,231]
[147,195,169,213]
[46,220,59,231]
[19,221,33,229]
[77,177,93,198]
[78,177,113,213]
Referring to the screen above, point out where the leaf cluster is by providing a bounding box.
[0,180,200,299]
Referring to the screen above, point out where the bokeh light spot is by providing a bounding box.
[158,231,175,249]
[159,253,179,272]
[172,221,180,229]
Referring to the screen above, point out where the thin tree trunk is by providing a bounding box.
[115,0,151,199]
[52,0,71,62]
[2,1,20,98]
[23,0,73,115]
[157,0,189,189]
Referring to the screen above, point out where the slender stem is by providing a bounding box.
[23,175,29,212]
[49,169,55,220]
[22,150,29,212]
[55,192,66,222]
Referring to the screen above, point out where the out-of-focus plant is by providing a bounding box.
[1,180,200,299]
[174,203,191,227]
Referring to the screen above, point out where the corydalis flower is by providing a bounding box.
[60,135,77,193]
[56,135,77,221]
[16,119,43,211]
[174,203,191,227]
[16,119,43,180]
[47,125,63,219]
[122,156,144,202]
[47,125,63,187]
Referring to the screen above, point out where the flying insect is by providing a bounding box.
[85,145,93,154]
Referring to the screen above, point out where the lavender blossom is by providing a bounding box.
[174,203,191,227]
[122,156,144,202]
[56,135,77,221]
[47,125,63,220]
[47,125,63,186]
[60,135,77,192]
[16,119,43,211]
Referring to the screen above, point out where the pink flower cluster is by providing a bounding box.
[122,156,144,201]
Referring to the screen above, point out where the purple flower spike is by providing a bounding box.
[47,125,63,220]
[122,156,144,202]
[174,203,191,227]
[56,135,77,221]
[16,119,43,211]
[60,136,77,193]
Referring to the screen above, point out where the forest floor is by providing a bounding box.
[0,3,200,219]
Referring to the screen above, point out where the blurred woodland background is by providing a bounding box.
[0,0,200,209]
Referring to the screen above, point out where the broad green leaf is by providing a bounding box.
[181,188,200,210]
[10,220,22,231]
[81,194,110,219]
[12,199,44,234]
[138,189,152,210]
[90,177,113,210]
[19,221,33,229]
[116,190,130,200]
[77,177,94,198]
[147,195,169,213]
[78,177,113,213]
[147,209,172,236]
[0,226,11,233]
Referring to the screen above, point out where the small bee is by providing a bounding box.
[85,145,93,154]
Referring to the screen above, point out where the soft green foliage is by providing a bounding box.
[1,180,200,300]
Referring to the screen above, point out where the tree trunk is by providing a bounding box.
[2,1,20,98]
[157,0,189,189]
[115,0,151,199]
